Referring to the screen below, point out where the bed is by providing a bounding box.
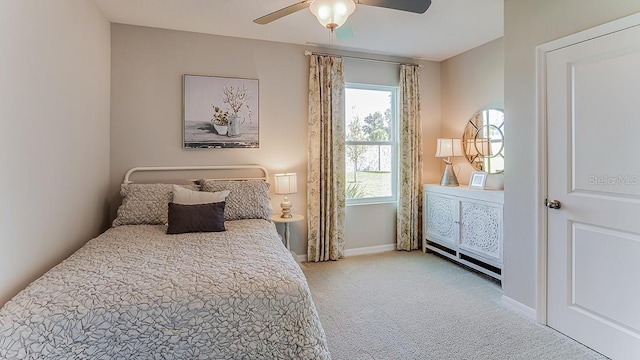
[0,165,331,359]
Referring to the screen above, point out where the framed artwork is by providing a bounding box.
[469,171,488,189]
[183,74,259,149]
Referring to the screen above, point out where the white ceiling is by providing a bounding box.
[93,0,503,61]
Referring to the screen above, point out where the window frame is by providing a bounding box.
[344,82,399,205]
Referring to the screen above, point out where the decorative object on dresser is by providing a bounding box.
[274,173,298,218]
[462,108,504,174]
[434,138,463,186]
[468,171,488,189]
[183,74,258,149]
[422,184,504,280]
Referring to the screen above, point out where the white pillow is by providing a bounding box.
[172,185,230,205]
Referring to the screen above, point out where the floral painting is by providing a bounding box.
[183,75,259,148]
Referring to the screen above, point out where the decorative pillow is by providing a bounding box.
[166,202,226,234]
[198,180,272,221]
[172,185,230,205]
[112,183,198,227]
[135,179,197,185]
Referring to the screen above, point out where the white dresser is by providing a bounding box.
[422,184,504,280]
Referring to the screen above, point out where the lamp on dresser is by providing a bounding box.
[274,173,297,218]
[435,138,463,186]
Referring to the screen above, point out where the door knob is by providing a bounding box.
[546,199,561,209]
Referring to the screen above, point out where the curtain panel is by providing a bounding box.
[397,64,423,251]
[307,55,346,262]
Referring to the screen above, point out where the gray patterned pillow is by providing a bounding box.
[113,183,198,227]
[198,180,272,221]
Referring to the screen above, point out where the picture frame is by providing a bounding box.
[469,171,488,189]
[183,74,259,149]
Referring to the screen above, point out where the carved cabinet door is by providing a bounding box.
[458,199,503,266]
[424,193,459,249]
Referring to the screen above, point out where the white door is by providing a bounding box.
[545,18,640,360]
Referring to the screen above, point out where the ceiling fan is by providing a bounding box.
[254,0,432,31]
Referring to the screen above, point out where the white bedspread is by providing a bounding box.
[0,220,330,359]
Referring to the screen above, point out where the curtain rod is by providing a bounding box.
[304,50,421,67]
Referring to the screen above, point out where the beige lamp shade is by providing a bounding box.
[435,138,463,158]
[274,173,298,195]
[309,0,356,30]
[274,173,297,218]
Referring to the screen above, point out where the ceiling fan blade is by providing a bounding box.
[357,0,432,14]
[253,1,311,25]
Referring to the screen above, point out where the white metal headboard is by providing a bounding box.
[123,165,269,184]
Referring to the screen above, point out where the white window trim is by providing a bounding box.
[345,83,399,205]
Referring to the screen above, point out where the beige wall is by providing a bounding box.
[110,24,442,255]
[504,0,640,310]
[0,0,111,305]
[440,38,504,185]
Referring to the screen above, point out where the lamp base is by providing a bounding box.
[440,164,459,187]
[280,196,292,218]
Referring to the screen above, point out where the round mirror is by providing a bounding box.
[462,108,504,174]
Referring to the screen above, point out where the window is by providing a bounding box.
[345,83,398,204]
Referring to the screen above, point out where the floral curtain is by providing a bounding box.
[307,55,346,262]
[397,64,423,251]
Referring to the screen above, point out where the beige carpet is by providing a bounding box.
[301,251,608,360]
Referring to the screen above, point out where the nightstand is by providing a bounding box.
[271,214,304,250]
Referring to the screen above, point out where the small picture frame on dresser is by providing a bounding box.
[469,171,488,189]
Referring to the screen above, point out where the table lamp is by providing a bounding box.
[274,173,297,218]
[435,138,463,186]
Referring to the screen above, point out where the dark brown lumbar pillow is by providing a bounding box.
[166,202,226,234]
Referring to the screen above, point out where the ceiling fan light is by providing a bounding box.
[316,6,331,20]
[310,0,355,30]
[334,3,347,15]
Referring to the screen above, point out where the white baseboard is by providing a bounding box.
[345,243,396,257]
[501,295,537,321]
[293,243,396,263]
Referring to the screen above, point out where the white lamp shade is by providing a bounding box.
[435,138,463,158]
[274,173,298,195]
[309,0,356,30]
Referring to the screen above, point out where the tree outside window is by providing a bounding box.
[345,84,397,203]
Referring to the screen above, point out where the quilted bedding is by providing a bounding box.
[0,220,331,359]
